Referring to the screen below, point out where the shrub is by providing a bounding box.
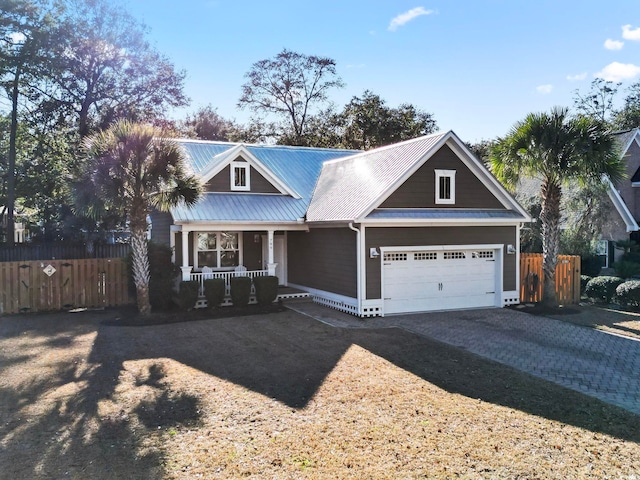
[230,276,252,307]
[203,278,226,308]
[613,260,640,279]
[580,275,592,295]
[584,276,624,304]
[126,241,180,311]
[148,242,180,311]
[254,276,279,306]
[615,280,640,308]
[178,281,200,311]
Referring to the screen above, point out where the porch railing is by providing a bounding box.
[190,269,269,297]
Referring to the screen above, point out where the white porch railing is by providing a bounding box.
[190,269,269,297]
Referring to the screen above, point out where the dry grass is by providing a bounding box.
[1,307,639,479]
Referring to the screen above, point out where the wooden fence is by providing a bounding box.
[0,243,130,262]
[0,258,132,315]
[520,253,581,304]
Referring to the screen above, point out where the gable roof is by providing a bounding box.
[517,176,639,233]
[613,128,640,155]
[173,139,357,224]
[306,131,531,223]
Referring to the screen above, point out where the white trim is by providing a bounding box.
[379,244,504,315]
[230,161,250,191]
[381,243,503,253]
[356,131,532,222]
[174,222,309,232]
[359,218,525,227]
[502,290,520,306]
[199,145,301,199]
[348,223,363,315]
[435,169,456,205]
[287,283,361,316]
[193,231,244,271]
[604,176,639,232]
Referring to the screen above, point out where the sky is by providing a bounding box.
[124,0,640,143]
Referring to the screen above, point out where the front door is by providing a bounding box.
[262,234,287,285]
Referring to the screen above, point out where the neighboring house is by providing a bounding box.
[151,131,531,317]
[516,128,640,267]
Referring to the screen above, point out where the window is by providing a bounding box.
[435,169,456,205]
[231,161,250,191]
[197,232,239,269]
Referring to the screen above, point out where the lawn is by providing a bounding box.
[0,307,639,479]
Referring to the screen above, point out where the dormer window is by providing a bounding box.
[435,169,456,205]
[231,161,250,191]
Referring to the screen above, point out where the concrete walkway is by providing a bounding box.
[287,301,640,416]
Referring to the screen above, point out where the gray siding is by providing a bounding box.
[380,145,504,209]
[149,210,173,247]
[205,164,280,194]
[365,226,517,299]
[288,228,357,297]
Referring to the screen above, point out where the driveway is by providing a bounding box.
[288,301,640,416]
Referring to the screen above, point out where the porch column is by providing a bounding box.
[180,229,192,281]
[267,230,277,276]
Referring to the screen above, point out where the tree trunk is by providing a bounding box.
[130,227,151,315]
[540,180,562,307]
[6,66,21,246]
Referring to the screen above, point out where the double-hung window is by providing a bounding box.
[197,232,240,269]
[231,161,250,191]
[435,169,456,205]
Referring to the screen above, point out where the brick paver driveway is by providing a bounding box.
[289,302,640,416]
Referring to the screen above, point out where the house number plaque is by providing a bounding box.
[43,264,57,277]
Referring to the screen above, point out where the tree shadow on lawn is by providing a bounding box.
[94,309,640,443]
[1,307,638,479]
[0,311,201,479]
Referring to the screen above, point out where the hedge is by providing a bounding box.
[616,280,640,308]
[178,281,200,311]
[203,278,226,308]
[230,276,252,307]
[584,276,624,304]
[254,276,279,306]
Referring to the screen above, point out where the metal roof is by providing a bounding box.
[174,140,357,224]
[172,193,308,223]
[306,132,448,222]
[366,209,525,220]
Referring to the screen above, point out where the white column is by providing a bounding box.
[180,230,192,281]
[267,230,277,276]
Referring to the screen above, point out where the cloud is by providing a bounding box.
[388,7,434,32]
[622,24,640,41]
[595,62,640,82]
[536,84,553,94]
[604,39,624,50]
[566,72,588,81]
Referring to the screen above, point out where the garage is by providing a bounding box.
[382,246,500,314]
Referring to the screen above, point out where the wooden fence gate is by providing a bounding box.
[520,253,581,304]
[0,258,132,314]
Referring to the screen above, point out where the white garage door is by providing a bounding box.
[382,248,498,314]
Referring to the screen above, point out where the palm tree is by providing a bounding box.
[80,120,202,314]
[490,107,624,307]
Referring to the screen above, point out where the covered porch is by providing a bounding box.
[170,223,309,305]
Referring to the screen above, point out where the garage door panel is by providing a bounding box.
[383,248,498,314]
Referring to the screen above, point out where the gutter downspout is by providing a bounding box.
[349,222,362,316]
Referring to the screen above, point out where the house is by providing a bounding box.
[516,128,640,268]
[151,131,531,317]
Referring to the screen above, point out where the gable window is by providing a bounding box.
[435,169,456,205]
[231,161,250,191]
[197,232,240,269]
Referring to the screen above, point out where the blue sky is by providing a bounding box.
[126,0,640,143]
